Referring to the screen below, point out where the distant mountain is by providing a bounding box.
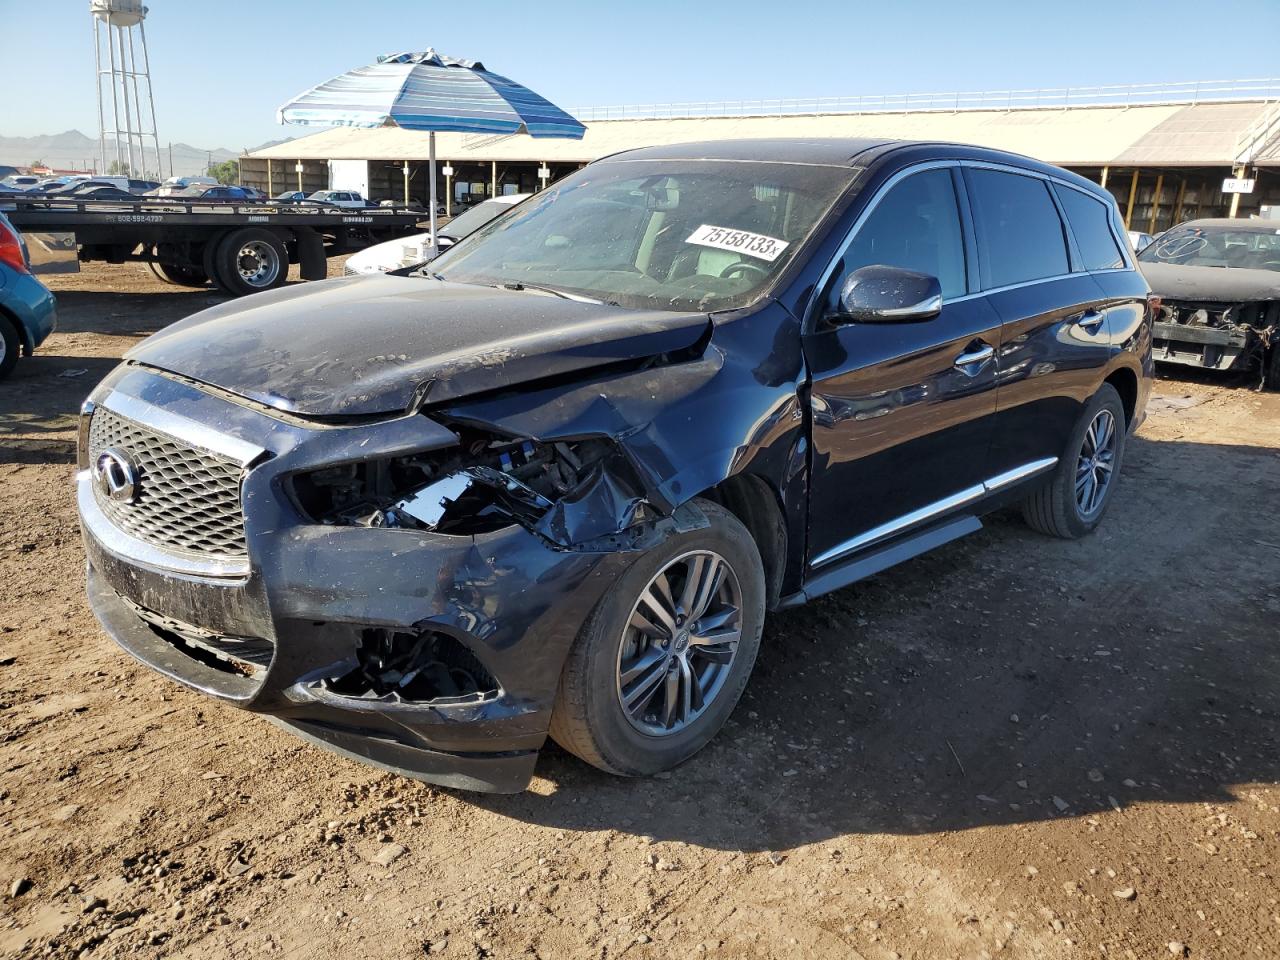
[0,130,292,178]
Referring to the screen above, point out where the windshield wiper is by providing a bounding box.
[499,281,603,304]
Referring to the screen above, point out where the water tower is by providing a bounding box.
[91,0,162,178]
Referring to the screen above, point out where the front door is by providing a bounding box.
[803,166,1003,569]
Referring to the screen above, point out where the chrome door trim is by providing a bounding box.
[810,484,986,568]
[982,456,1059,492]
[99,389,266,466]
[810,456,1059,569]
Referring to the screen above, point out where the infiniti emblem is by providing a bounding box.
[94,448,140,503]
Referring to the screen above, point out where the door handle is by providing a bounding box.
[953,343,994,373]
[1076,309,1105,332]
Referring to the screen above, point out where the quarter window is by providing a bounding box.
[1056,186,1126,271]
[839,168,967,299]
[967,169,1069,288]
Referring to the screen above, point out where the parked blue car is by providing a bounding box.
[0,212,57,380]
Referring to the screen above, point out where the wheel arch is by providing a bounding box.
[0,303,31,356]
[696,472,788,610]
[1103,365,1138,428]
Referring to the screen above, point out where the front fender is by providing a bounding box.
[438,304,810,593]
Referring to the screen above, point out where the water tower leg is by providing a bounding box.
[105,23,124,174]
[93,18,106,174]
[116,28,136,176]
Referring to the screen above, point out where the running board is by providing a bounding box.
[779,514,982,608]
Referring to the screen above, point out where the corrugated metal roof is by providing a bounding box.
[245,100,1280,168]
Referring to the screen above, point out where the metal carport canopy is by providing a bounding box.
[244,99,1280,169]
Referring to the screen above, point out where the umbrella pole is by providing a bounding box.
[428,131,438,260]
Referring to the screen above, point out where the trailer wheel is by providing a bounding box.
[153,262,210,288]
[202,235,228,291]
[214,228,289,297]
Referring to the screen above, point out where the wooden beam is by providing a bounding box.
[1147,173,1164,234]
[1172,177,1187,225]
[1124,169,1140,228]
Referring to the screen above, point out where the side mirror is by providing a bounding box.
[831,265,943,324]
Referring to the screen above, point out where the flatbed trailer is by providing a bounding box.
[0,196,426,297]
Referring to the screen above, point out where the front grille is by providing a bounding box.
[88,407,247,559]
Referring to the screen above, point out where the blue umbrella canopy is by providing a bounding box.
[277,50,583,256]
[276,50,585,139]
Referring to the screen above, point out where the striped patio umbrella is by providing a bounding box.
[277,50,585,253]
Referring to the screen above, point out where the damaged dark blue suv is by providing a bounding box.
[77,139,1152,792]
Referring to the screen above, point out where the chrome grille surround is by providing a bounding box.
[88,406,248,561]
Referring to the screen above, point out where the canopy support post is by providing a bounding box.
[1147,173,1164,234]
[1124,169,1140,228]
[429,132,439,259]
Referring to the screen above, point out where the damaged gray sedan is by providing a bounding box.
[76,139,1151,791]
[1139,218,1280,387]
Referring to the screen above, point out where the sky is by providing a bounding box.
[2,0,1278,149]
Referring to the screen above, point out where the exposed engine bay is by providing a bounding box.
[1153,297,1278,385]
[289,425,661,549]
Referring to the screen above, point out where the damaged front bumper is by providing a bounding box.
[76,365,654,792]
[1153,300,1277,372]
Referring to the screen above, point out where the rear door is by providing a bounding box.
[1053,182,1149,369]
[803,164,1004,568]
[964,166,1114,480]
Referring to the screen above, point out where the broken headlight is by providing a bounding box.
[289,429,615,536]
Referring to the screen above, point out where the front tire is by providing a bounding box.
[1021,383,1126,539]
[549,499,765,777]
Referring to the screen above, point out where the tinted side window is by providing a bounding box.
[1057,186,1125,271]
[967,169,1069,288]
[841,168,967,299]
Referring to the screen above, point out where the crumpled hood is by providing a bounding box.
[127,274,710,417]
[1140,261,1280,302]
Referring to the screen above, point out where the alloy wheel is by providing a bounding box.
[615,550,743,737]
[1075,408,1117,518]
[235,240,281,288]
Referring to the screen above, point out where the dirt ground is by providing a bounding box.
[1,261,1278,960]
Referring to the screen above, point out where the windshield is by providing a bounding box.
[428,159,855,312]
[439,198,520,240]
[1139,223,1280,271]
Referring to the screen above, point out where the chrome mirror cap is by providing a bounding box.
[836,264,943,324]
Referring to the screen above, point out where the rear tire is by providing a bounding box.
[1021,383,1126,539]
[0,315,19,381]
[154,261,209,287]
[214,228,289,297]
[549,499,765,777]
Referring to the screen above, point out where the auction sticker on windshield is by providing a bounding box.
[686,224,789,262]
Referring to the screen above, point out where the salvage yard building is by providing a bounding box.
[240,79,1280,230]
